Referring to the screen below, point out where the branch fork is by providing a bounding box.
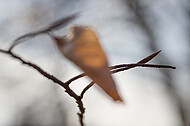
[0,13,175,126]
[0,48,175,126]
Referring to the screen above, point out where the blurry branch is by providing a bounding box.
[125,0,157,50]
[124,0,173,85]
[187,1,190,66]
[124,0,186,125]
[8,13,78,51]
[124,0,175,90]
[0,48,175,126]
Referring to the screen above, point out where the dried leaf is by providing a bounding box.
[52,26,123,102]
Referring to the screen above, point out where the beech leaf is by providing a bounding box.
[51,26,123,102]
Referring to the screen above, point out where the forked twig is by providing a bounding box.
[0,49,175,126]
[0,12,176,126]
[65,51,176,101]
[66,50,163,85]
[0,49,85,126]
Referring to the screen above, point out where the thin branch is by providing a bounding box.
[80,81,95,99]
[65,73,86,86]
[111,63,175,73]
[125,1,186,124]
[0,49,79,99]
[79,51,175,99]
[66,50,174,86]
[8,13,78,51]
[0,49,85,126]
[0,49,7,54]
[79,63,175,99]
[0,48,176,126]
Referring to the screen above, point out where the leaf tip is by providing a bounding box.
[112,93,124,103]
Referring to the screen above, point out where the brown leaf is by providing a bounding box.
[52,26,123,102]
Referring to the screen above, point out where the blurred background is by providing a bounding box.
[0,0,189,126]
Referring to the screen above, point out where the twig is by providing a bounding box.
[0,49,79,99]
[79,51,175,99]
[111,63,175,73]
[80,81,95,99]
[66,50,175,86]
[65,73,86,86]
[0,49,175,126]
[0,49,84,126]
[79,64,175,99]
[8,13,78,51]
[66,51,162,85]
[125,1,186,124]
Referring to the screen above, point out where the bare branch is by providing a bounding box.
[80,81,95,99]
[0,48,175,126]
[111,63,175,73]
[66,50,175,86]
[65,73,86,86]
[0,49,86,126]
[79,63,175,99]
[8,13,78,51]
[0,49,79,100]
[47,13,79,31]
[78,51,175,99]
[0,49,8,54]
